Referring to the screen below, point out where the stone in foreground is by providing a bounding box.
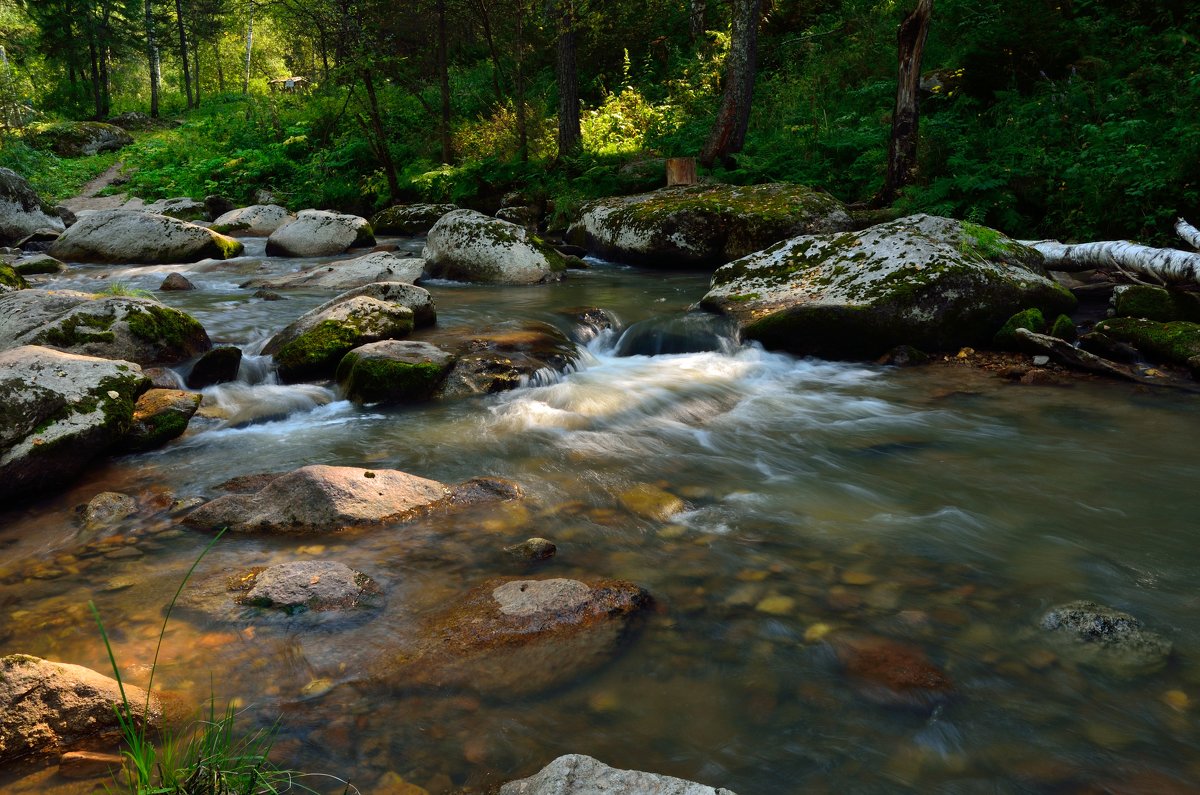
[0,289,212,365]
[265,209,375,257]
[47,210,244,264]
[367,577,650,696]
[1040,600,1172,678]
[182,464,448,533]
[423,209,566,285]
[0,346,147,501]
[499,754,738,795]
[567,182,852,268]
[701,215,1076,358]
[0,654,162,764]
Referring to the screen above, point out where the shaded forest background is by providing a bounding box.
[0,0,1197,244]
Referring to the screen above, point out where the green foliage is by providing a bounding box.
[96,282,156,300]
[0,140,118,204]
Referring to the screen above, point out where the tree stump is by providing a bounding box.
[666,157,698,187]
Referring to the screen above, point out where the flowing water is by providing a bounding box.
[3,239,1200,794]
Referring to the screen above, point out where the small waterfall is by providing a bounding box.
[611,311,740,357]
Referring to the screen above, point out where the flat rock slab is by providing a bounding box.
[0,654,162,764]
[830,634,954,710]
[47,209,243,264]
[499,754,739,795]
[366,577,650,697]
[182,464,449,533]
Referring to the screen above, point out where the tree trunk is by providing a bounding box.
[437,0,453,163]
[243,0,254,94]
[877,0,933,206]
[175,0,193,108]
[515,1,528,161]
[667,157,698,186]
[192,29,201,107]
[144,0,160,118]
[1176,218,1200,251]
[361,69,400,199]
[99,46,111,117]
[1020,237,1200,286]
[689,0,706,40]
[88,40,103,119]
[555,3,581,158]
[214,40,225,93]
[699,0,761,167]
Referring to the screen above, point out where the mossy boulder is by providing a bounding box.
[700,215,1077,358]
[566,182,853,268]
[1111,285,1200,323]
[1093,317,1200,375]
[993,308,1045,350]
[47,209,244,264]
[0,167,64,245]
[0,346,148,501]
[336,340,456,404]
[13,253,65,275]
[0,289,212,364]
[371,203,458,235]
[365,577,651,696]
[1049,314,1078,342]
[265,209,375,257]
[0,262,27,293]
[122,388,202,451]
[263,294,417,383]
[211,204,295,236]
[29,121,133,157]
[423,209,567,284]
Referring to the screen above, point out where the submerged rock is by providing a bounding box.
[0,289,212,365]
[265,209,375,257]
[614,313,737,357]
[504,537,557,561]
[366,577,650,696]
[498,754,738,795]
[701,215,1076,358]
[830,634,954,710]
[0,346,147,501]
[0,654,163,764]
[122,388,201,451]
[80,491,138,531]
[336,340,456,404]
[371,203,458,235]
[182,464,448,533]
[244,251,425,291]
[240,561,381,614]
[30,121,132,157]
[211,204,294,236]
[1039,600,1172,678]
[47,210,244,264]
[0,168,65,246]
[423,209,566,285]
[435,322,579,399]
[567,182,852,268]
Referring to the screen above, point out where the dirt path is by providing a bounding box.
[62,161,147,213]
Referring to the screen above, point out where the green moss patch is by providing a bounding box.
[1113,285,1200,323]
[1094,317,1200,368]
[0,263,27,290]
[994,308,1046,350]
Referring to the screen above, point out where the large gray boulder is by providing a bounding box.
[1039,600,1172,678]
[700,215,1077,358]
[0,346,147,501]
[48,210,244,264]
[265,209,375,257]
[261,282,433,381]
[499,755,738,795]
[212,204,295,236]
[30,121,133,157]
[371,203,458,235]
[243,251,424,291]
[0,167,65,245]
[366,578,651,696]
[423,209,566,285]
[0,654,164,764]
[0,289,212,365]
[566,183,852,268]
[182,464,448,533]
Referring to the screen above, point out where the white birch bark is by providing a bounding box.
[1020,238,1200,285]
[1175,217,1200,251]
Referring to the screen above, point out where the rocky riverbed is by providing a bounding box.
[1,186,1199,794]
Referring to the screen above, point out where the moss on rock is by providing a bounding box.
[1049,314,1078,342]
[1112,285,1200,323]
[0,263,28,291]
[994,308,1046,350]
[1094,317,1200,372]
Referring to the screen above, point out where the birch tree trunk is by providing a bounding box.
[1175,218,1200,251]
[1022,239,1200,285]
[243,0,254,95]
[689,0,706,41]
[699,0,762,167]
[877,0,932,205]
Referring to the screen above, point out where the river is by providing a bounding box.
[2,238,1198,793]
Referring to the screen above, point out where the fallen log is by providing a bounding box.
[1176,217,1200,251]
[1019,218,1200,286]
[1014,328,1200,392]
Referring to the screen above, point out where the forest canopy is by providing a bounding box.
[0,0,1196,244]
